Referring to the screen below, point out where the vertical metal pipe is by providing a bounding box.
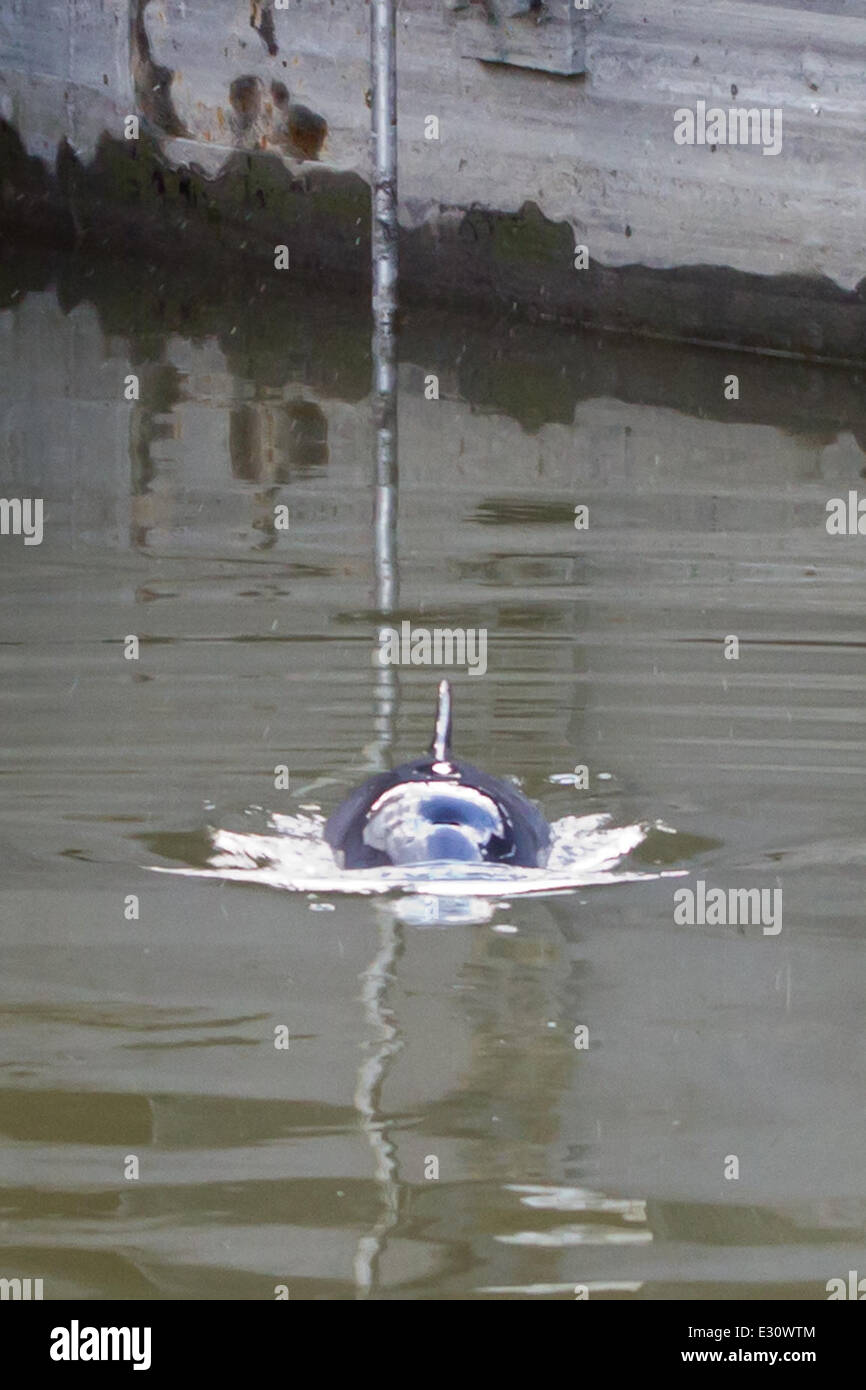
[371,0,399,416]
[370,0,399,761]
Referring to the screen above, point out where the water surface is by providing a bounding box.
[1,250,864,1299]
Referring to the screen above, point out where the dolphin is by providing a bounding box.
[324,680,550,869]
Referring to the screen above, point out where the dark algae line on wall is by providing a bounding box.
[2,120,865,364]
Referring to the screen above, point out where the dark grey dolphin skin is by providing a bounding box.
[324,681,550,869]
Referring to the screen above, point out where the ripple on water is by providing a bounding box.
[143,810,699,919]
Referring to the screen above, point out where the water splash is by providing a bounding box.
[148,809,689,906]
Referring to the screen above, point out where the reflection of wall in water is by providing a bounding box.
[3,287,861,792]
[129,356,184,549]
[229,399,328,546]
[229,400,328,485]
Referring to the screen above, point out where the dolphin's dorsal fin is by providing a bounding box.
[430,679,452,762]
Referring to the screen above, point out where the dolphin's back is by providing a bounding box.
[324,754,550,870]
[323,765,402,869]
[324,681,550,870]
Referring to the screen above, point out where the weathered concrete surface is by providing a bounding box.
[1,1,866,360]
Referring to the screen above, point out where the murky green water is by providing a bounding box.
[1,250,864,1299]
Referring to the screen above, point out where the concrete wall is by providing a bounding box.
[1,1,866,360]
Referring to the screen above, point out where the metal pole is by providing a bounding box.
[370,0,399,763]
[371,0,399,416]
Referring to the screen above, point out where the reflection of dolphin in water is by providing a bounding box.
[325,681,551,870]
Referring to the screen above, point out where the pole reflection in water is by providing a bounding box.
[354,0,403,1299]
